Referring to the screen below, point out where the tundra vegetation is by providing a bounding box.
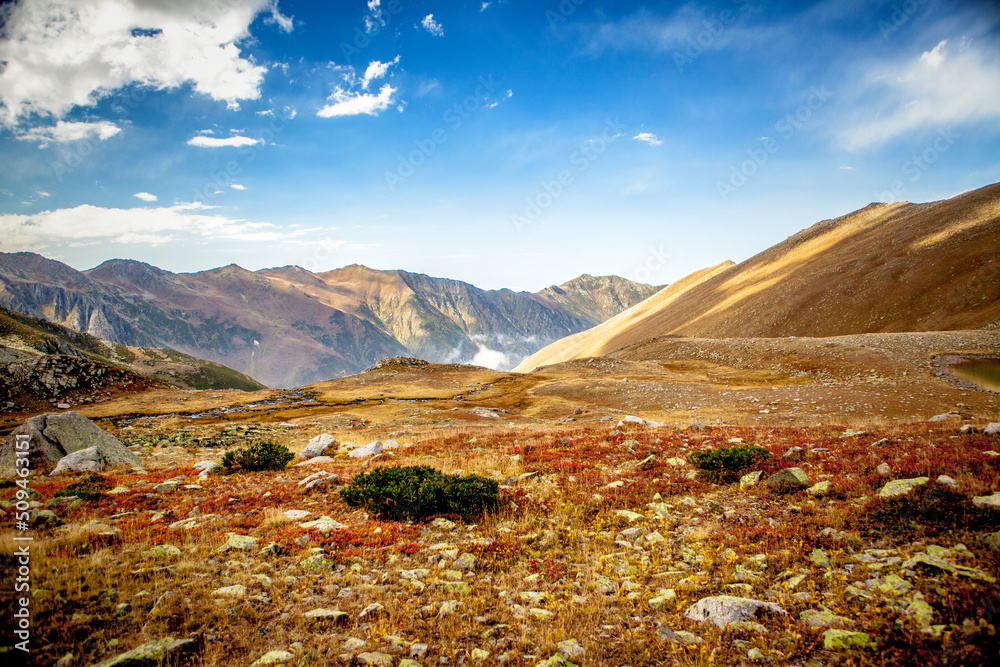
[3,420,999,666]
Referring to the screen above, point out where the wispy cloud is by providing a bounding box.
[187,135,263,148]
[0,203,306,252]
[633,132,663,146]
[17,121,121,147]
[421,14,445,37]
[838,39,1000,151]
[362,56,401,90]
[133,192,158,202]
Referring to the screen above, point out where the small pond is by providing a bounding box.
[951,359,1000,393]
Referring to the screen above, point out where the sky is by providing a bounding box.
[1,0,998,292]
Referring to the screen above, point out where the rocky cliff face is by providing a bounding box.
[0,254,660,387]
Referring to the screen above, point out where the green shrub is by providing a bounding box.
[221,440,294,472]
[54,473,112,501]
[687,444,771,483]
[340,465,499,521]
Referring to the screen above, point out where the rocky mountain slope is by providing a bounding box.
[0,305,265,412]
[0,255,659,387]
[518,182,1000,371]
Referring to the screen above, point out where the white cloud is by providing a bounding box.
[421,14,444,37]
[364,0,385,33]
[0,0,280,128]
[231,184,247,190]
[471,345,509,370]
[266,0,293,33]
[840,39,1000,151]
[37,191,51,198]
[362,56,400,90]
[0,203,305,252]
[633,132,663,146]
[187,135,262,148]
[481,2,491,11]
[318,85,396,118]
[16,120,121,147]
[133,192,158,202]
[485,90,513,110]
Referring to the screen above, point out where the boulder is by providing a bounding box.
[348,441,382,459]
[93,636,201,667]
[985,423,1000,435]
[684,595,787,628]
[1,411,140,476]
[301,434,337,459]
[765,467,810,492]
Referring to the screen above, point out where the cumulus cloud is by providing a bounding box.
[421,14,444,37]
[0,0,284,128]
[16,120,121,147]
[362,56,400,90]
[318,85,396,117]
[133,192,158,202]
[633,132,663,146]
[364,0,386,33]
[318,58,400,118]
[0,202,304,251]
[839,39,1000,151]
[187,135,262,148]
[472,345,509,370]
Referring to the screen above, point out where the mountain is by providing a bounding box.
[0,305,265,411]
[0,255,659,387]
[517,182,1000,371]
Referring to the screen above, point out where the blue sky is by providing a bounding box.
[1,0,998,291]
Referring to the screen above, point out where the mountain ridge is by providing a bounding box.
[516,182,1000,372]
[0,255,660,387]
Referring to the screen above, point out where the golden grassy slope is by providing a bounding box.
[518,183,1000,371]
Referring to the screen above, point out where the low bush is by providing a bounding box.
[340,465,499,521]
[54,473,112,501]
[688,443,771,483]
[221,440,294,472]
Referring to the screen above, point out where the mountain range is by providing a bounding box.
[0,255,659,388]
[517,182,1000,371]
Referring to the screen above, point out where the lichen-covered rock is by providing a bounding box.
[250,650,295,666]
[765,467,810,492]
[878,477,929,498]
[93,636,200,667]
[972,492,1000,510]
[2,410,140,476]
[823,629,871,650]
[684,595,787,628]
[301,434,337,459]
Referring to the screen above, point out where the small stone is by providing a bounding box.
[471,648,490,661]
[878,477,929,498]
[659,626,704,644]
[348,441,383,459]
[972,492,1000,510]
[800,608,850,628]
[684,595,787,628]
[876,463,891,475]
[343,638,365,652]
[454,553,477,571]
[214,533,259,553]
[528,608,555,621]
[936,475,957,487]
[357,652,394,666]
[740,471,763,490]
[823,629,871,650]
[358,603,384,620]
[142,545,180,559]
[556,639,585,659]
[765,467,810,492]
[615,509,644,522]
[250,650,295,666]
[984,423,1000,435]
[809,549,831,568]
[431,517,457,529]
[747,648,766,661]
[212,584,248,600]
[807,480,831,496]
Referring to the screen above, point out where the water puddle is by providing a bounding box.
[951,359,1000,393]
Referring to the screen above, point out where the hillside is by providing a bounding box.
[0,255,658,387]
[517,183,1000,371]
[0,305,264,412]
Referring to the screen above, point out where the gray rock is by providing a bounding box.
[876,462,891,475]
[348,440,382,459]
[928,412,960,422]
[684,595,787,628]
[301,434,337,459]
[972,492,1000,510]
[985,423,1000,435]
[878,477,929,498]
[766,467,810,492]
[739,470,763,490]
[357,653,393,666]
[93,636,200,667]
[250,650,295,666]
[2,411,140,476]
